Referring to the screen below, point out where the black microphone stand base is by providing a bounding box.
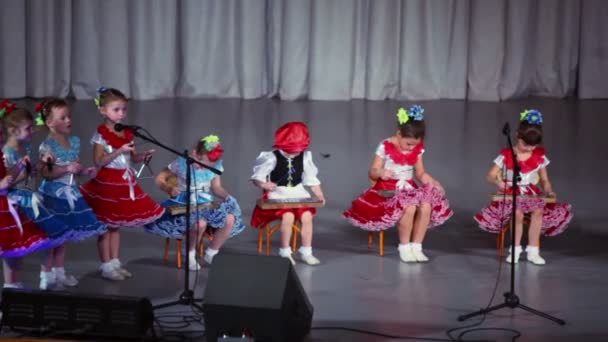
[458,292,565,325]
[153,290,204,311]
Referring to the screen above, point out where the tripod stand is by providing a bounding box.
[125,126,222,311]
[458,122,565,326]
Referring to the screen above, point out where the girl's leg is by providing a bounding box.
[410,202,432,262]
[525,208,546,265]
[397,206,417,263]
[279,212,296,265]
[297,211,320,265]
[506,210,525,263]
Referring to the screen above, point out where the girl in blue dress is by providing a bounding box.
[145,135,245,270]
[35,98,107,289]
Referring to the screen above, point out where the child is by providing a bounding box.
[0,100,49,288]
[145,135,245,270]
[344,106,452,263]
[36,98,108,289]
[251,122,326,266]
[80,87,165,280]
[474,110,572,265]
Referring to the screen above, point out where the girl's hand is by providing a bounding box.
[66,162,83,174]
[496,180,508,191]
[169,187,181,198]
[432,180,445,195]
[261,182,277,191]
[546,191,557,198]
[379,169,394,180]
[0,175,14,189]
[83,166,97,177]
[119,142,136,154]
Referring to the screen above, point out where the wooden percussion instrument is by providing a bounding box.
[166,202,218,215]
[491,193,556,203]
[256,196,324,210]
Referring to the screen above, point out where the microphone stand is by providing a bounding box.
[458,123,565,325]
[126,127,221,311]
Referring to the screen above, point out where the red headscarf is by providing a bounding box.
[272,122,310,154]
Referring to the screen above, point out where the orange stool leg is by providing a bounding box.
[164,238,171,263]
[176,239,183,269]
[258,227,264,254]
[368,232,373,249]
[291,223,300,253]
[379,231,385,256]
[266,224,272,256]
[199,239,205,257]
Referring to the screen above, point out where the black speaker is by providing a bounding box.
[0,288,154,340]
[203,253,313,342]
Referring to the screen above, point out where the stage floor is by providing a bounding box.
[3,97,608,341]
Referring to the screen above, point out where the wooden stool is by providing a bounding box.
[367,231,385,256]
[163,236,210,268]
[257,221,302,256]
[497,215,540,256]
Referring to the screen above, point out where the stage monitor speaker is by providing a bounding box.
[203,253,313,342]
[0,288,153,340]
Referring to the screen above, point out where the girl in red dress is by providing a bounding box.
[344,106,452,263]
[80,88,164,281]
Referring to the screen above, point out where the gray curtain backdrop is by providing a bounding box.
[1,0,607,101]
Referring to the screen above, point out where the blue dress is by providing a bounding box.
[3,144,66,247]
[145,158,245,239]
[37,136,107,242]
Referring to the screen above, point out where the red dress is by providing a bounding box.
[343,140,453,231]
[0,151,48,257]
[474,148,572,236]
[80,126,165,227]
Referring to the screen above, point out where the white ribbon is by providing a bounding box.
[30,192,44,218]
[123,169,136,201]
[56,185,79,211]
[6,197,23,236]
[396,178,415,191]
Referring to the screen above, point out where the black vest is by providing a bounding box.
[269,150,304,187]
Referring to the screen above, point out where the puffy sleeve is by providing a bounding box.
[493,154,505,168]
[2,147,19,169]
[302,151,321,186]
[251,151,276,183]
[541,155,550,168]
[168,157,184,176]
[375,140,386,159]
[90,132,105,146]
[38,141,54,161]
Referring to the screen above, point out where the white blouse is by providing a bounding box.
[494,154,550,186]
[90,133,132,170]
[376,140,424,182]
[251,150,320,199]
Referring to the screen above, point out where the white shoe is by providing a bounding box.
[115,267,132,278]
[398,245,416,263]
[281,254,296,266]
[57,274,79,287]
[39,272,56,290]
[526,247,546,265]
[3,282,24,289]
[203,253,215,265]
[300,254,320,266]
[506,246,523,264]
[412,249,429,262]
[189,258,201,271]
[101,269,125,281]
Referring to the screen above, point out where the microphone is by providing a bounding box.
[114,123,142,132]
[502,122,510,136]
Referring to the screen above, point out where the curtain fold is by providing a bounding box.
[1,0,606,100]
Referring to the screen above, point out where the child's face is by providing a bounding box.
[395,132,421,152]
[100,100,127,124]
[47,106,72,134]
[11,120,34,143]
[516,139,536,153]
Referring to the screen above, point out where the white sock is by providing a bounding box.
[40,271,55,281]
[526,245,539,253]
[53,267,66,279]
[398,243,411,251]
[110,258,121,268]
[410,243,423,251]
[205,248,219,258]
[100,262,115,273]
[279,247,292,257]
[298,246,313,256]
